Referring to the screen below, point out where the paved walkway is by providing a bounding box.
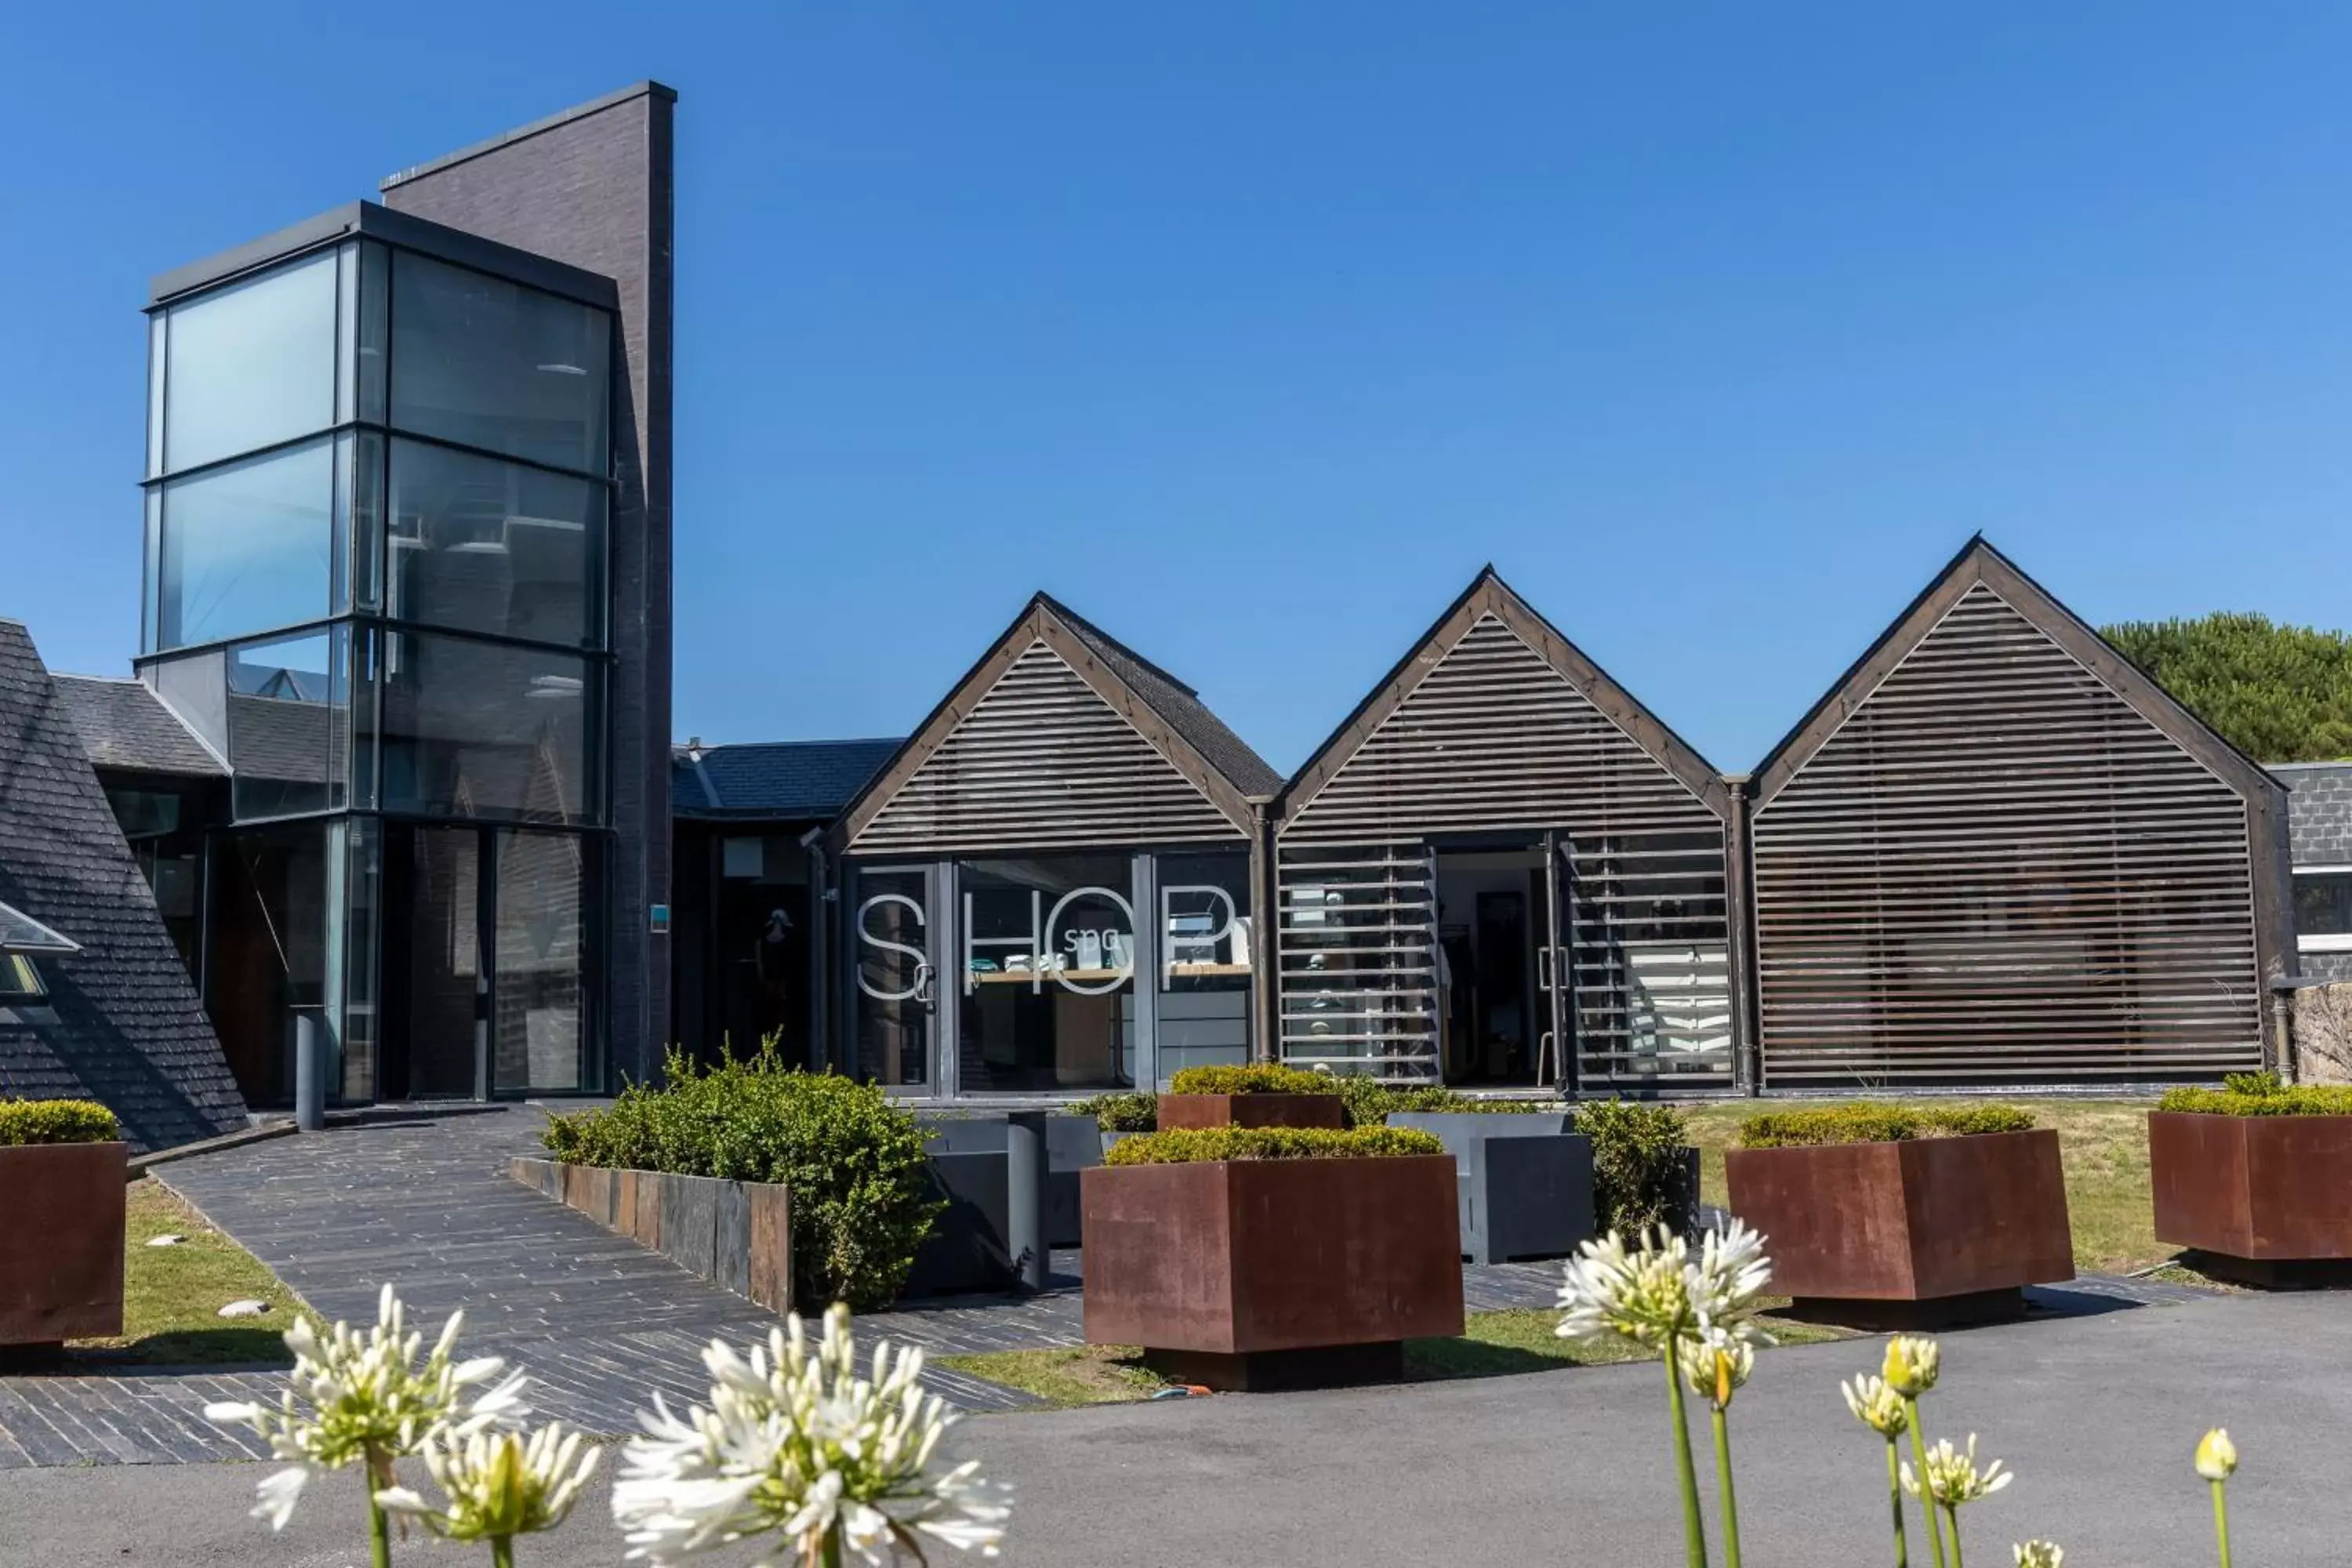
[0,1107,2220,1470]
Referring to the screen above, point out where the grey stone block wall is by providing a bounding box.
[2275,762,2352,866]
[382,85,677,1089]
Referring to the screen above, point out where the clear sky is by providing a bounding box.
[5,4,2349,775]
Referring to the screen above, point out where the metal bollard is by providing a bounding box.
[294,1013,327,1132]
[1004,1112,1048,1294]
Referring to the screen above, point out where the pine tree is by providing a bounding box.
[2102,612,2352,763]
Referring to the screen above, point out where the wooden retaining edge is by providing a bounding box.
[510,1157,791,1313]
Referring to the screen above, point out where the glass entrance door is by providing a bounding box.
[1541,832,1573,1092]
[851,866,935,1089]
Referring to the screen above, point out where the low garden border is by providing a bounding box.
[511,1157,791,1313]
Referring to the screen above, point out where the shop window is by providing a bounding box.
[1156,851,1251,1078]
[959,855,1136,1093]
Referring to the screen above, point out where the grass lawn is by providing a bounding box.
[1679,1098,2171,1276]
[56,1178,307,1367]
[939,1305,1852,1408]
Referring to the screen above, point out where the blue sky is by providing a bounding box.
[5,5,2350,775]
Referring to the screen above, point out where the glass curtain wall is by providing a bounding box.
[142,234,614,1105]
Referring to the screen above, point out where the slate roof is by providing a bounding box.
[52,673,226,778]
[0,621,247,1150]
[1045,596,1285,799]
[672,739,902,820]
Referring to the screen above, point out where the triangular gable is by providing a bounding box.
[836,598,1258,855]
[1277,569,1733,841]
[1751,537,2286,811]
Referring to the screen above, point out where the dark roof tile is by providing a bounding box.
[52,674,226,779]
[672,739,902,820]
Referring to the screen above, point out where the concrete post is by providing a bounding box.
[294,1013,327,1132]
[1004,1112,1048,1293]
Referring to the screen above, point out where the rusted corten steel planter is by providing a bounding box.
[0,1142,127,1345]
[1724,1130,2073,1327]
[1082,1154,1462,1390]
[2150,1112,2352,1284]
[1156,1093,1345,1132]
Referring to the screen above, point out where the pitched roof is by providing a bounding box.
[671,739,903,821]
[1045,597,1285,799]
[0,901,82,954]
[52,673,226,778]
[0,621,248,1150]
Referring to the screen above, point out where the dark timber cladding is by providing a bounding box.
[1750,538,2294,1086]
[834,596,1269,856]
[1274,570,1742,1088]
[379,83,677,1086]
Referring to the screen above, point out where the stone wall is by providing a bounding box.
[511,1157,789,1312]
[2292,982,2352,1085]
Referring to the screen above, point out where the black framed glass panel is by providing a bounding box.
[959,855,1137,1092]
[1156,851,1252,1079]
[374,630,598,826]
[160,251,336,475]
[154,439,335,652]
[209,820,333,1106]
[227,630,350,821]
[387,438,606,648]
[851,866,932,1088]
[390,252,610,476]
[492,828,593,1092]
[2299,872,2352,939]
[380,822,483,1099]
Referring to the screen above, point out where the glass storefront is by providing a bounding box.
[846,849,1254,1095]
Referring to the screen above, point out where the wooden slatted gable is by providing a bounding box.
[1752,577,2267,1084]
[1281,612,1725,842]
[848,637,1243,856]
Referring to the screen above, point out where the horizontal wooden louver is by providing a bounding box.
[1277,843,1442,1081]
[1753,583,2264,1085]
[1282,614,1727,842]
[1570,833,1735,1090]
[850,640,1240,855]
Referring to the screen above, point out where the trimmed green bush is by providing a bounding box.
[0,1099,119,1146]
[543,1044,939,1311]
[1166,1065,1338,1097]
[1332,1076,1570,1127]
[1071,1091,1159,1132]
[1736,1103,2038,1149]
[2160,1083,2352,1116]
[1575,1100,1691,1236]
[1102,1126,1446,1165]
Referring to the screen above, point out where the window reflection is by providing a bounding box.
[958,856,1135,1092]
[376,630,596,826]
[162,252,336,474]
[227,631,348,821]
[1156,851,1252,1077]
[388,438,604,647]
[390,252,610,476]
[155,440,335,651]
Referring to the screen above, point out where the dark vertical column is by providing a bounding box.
[1723,776,1761,1095]
[381,83,677,1088]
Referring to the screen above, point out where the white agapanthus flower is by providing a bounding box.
[1558,1220,1773,1351]
[1903,1434,2014,1508]
[611,1302,1011,1566]
[377,1422,601,1546]
[204,1283,526,1529]
[2013,1541,2063,1566]
[1840,1374,1911,1438]
[1676,1328,1757,1411]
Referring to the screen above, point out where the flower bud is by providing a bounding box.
[2194,1428,2237,1482]
[2013,1541,2063,1567]
[1882,1334,1941,1397]
[1842,1374,1909,1438]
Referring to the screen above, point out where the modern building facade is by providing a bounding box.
[2275,760,2352,983]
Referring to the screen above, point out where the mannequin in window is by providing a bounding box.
[755,907,794,1047]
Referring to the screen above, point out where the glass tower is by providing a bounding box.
[141,212,615,1105]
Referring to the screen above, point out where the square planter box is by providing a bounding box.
[1082,1154,1463,1389]
[1156,1093,1345,1131]
[1724,1129,2073,1327]
[1387,1112,1594,1264]
[0,1142,127,1345]
[2151,1111,2352,1283]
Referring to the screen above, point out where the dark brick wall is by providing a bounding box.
[381,85,677,1087]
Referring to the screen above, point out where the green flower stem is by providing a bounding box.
[1943,1505,1964,1568]
[1710,1404,1743,1568]
[822,1529,845,1568]
[1904,1399,1948,1568]
[368,1497,391,1568]
[1885,1438,1910,1568]
[491,1538,516,1568]
[2212,1479,2232,1568]
[1663,1339,1711,1568]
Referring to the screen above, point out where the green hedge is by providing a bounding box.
[1166,1065,1338,1097]
[1070,1091,1160,1132]
[1103,1126,1446,1165]
[0,1099,119,1146]
[1737,1103,2038,1149]
[1576,1101,1693,1235]
[543,1045,938,1310]
[2160,1079,2352,1116]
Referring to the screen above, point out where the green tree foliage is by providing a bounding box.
[2102,612,2352,763]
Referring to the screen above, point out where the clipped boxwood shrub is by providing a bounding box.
[1737,1103,2037,1149]
[1574,1100,1692,1236]
[1103,1126,1446,1165]
[0,1099,119,1146]
[543,1044,939,1311]
[1166,1065,1339,1097]
[1072,1091,1159,1132]
[2160,1081,2352,1116]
